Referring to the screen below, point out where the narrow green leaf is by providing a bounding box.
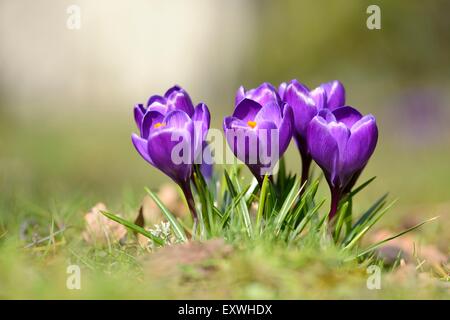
[289,198,325,242]
[192,166,214,236]
[287,179,319,228]
[256,175,270,228]
[145,187,188,242]
[343,199,397,250]
[101,210,164,246]
[212,206,223,219]
[275,179,303,234]
[220,184,250,228]
[342,176,376,202]
[344,193,388,244]
[244,178,259,203]
[225,169,253,236]
[351,216,438,260]
[224,170,237,196]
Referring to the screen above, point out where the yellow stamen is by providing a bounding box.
[247,120,257,129]
[154,122,165,129]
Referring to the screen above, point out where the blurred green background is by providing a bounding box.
[1,0,449,236]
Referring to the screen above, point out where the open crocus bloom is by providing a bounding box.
[132,86,210,185]
[224,83,293,183]
[279,79,346,185]
[133,109,195,184]
[307,106,378,219]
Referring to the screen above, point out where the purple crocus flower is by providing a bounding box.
[224,83,293,184]
[132,86,210,223]
[279,80,346,186]
[307,106,378,219]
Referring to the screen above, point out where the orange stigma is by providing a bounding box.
[247,120,257,128]
[154,122,165,129]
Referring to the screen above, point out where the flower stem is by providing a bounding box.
[300,154,312,193]
[180,181,198,235]
[328,187,341,221]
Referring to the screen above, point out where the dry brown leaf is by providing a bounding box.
[82,203,127,245]
[134,206,145,228]
[137,234,150,247]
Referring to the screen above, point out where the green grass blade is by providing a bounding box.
[289,198,325,242]
[342,176,376,202]
[352,216,438,260]
[100,210,164,246]
[275,179,303,234]
[256,175,270,228]
[343,193,388,244]
[244,178,259,202]
[225,169,253,236]
[343,199,397,250]
[192,166,214,236]
[220,184,251,228]
[145,187,188,242]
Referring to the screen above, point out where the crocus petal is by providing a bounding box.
[147,127,193,184]
[224,123,258,165]
[192,103,211,157]
[132,133,153,165]
[164,110,193,132]
[321,80,346,110]
[254,102,282,127]
[166,89,195,116]
[327,122,350,186]
[254,120,278,175]
[246,82,281,106]
[318,108,337,123]
[192,103,210,139]
[235,86,246,106]
[141,110,165,139]
[285,79,310,95]
[309,86,327,110]
[351,114,377,133]
[232,98,262,122]
[224,117,250,133]
[224,114,265,168]
[343,115,378,176]
[284,82,317,136]
[147,95,166,108]
[332,106,363,129]
[307,116,339,183]
[278,82,287,101]
[197,142,214,181]
[164,85,182,98]
[134,104,145,133]
[278,105,294,155]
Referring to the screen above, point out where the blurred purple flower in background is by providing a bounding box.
[224,83,293,184]
[132,86,210,224]
[307,106,378,219]
[389,88,449,147]
[279,80,346,186]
